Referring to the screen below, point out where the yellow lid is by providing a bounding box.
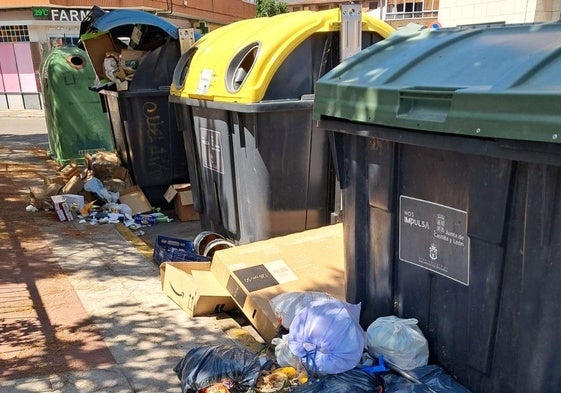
[171,9,394,103]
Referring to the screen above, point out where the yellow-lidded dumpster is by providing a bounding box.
[170,8,394,244]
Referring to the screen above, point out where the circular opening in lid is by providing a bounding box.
[66,55,86,70]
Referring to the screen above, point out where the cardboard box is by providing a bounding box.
[81,32,123,81]
[119,186,152,215]
[164,184,199,221]
[56,162,81,183]
[59,194,85,211]
[161,262,237,317]
[51,195,74,221]
[61,175,84,195]
[210,223,346,342]
[43,175,65,186]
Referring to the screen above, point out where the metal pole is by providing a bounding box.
[340,3,363,61]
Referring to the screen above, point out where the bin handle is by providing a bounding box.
[397,87,460,123]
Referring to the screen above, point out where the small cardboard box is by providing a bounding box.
[210,223,346,342]
[161,262,237,317]
[51,195,74,222]
[164,184,199,221]
[119,186,152,215]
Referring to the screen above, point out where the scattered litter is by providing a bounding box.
[127,222,142,230]
[134,230,145,236]
[133,212,172,226]
[26,205,39,212]
[80,200,98,216]
[255,366,307,393]
[84,177,119,204]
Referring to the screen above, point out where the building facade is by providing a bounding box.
[439,0,561,27]
[283,0,440,29]
[284,0,561,29]
[0,0,255,109]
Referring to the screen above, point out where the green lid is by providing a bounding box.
[314,22,561,143]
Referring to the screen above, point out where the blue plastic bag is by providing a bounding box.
[287,299,365,375]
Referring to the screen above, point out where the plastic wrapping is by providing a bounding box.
[382,365,472,393]
[287,299,364,375]
[173,344,261,393]
[84,177,119,203]
[271,334,302,368]
[366,316,429,370]
[291,369,383,393]
[270,291,334,329]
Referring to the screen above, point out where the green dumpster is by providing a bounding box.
[314,23,561,392]
[41,46,113,164]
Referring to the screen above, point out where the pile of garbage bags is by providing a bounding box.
[173,292,472,392]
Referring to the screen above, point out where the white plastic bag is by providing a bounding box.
[366,315,429,370]
[271,334,302,368]
[287,299,365,375]
[270,291,334,329]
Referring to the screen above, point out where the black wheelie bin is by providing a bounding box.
[80,7,188,205]
[170,8,394,244]
[314,22,561,393]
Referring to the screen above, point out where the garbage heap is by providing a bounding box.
[27,150,171,227]
[172,295,472,393]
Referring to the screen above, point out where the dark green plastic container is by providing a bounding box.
[315,22,561,393]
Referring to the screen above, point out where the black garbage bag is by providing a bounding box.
[382,365,471,393]
[173,344,261,393]
[291,369,383,393]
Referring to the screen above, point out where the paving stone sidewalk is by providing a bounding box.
[0,110,265,393]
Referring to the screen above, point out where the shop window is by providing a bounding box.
[0,25,30,42]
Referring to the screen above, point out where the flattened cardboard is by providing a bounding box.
[81,32,122,80]
[161,262,236,317]
[210,223,346,342]
[61,175,84,195]
[119,186,152,215]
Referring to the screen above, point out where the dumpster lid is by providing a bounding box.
[314,22,561,144]
[79,6,178,48]
[170,8,394,103]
